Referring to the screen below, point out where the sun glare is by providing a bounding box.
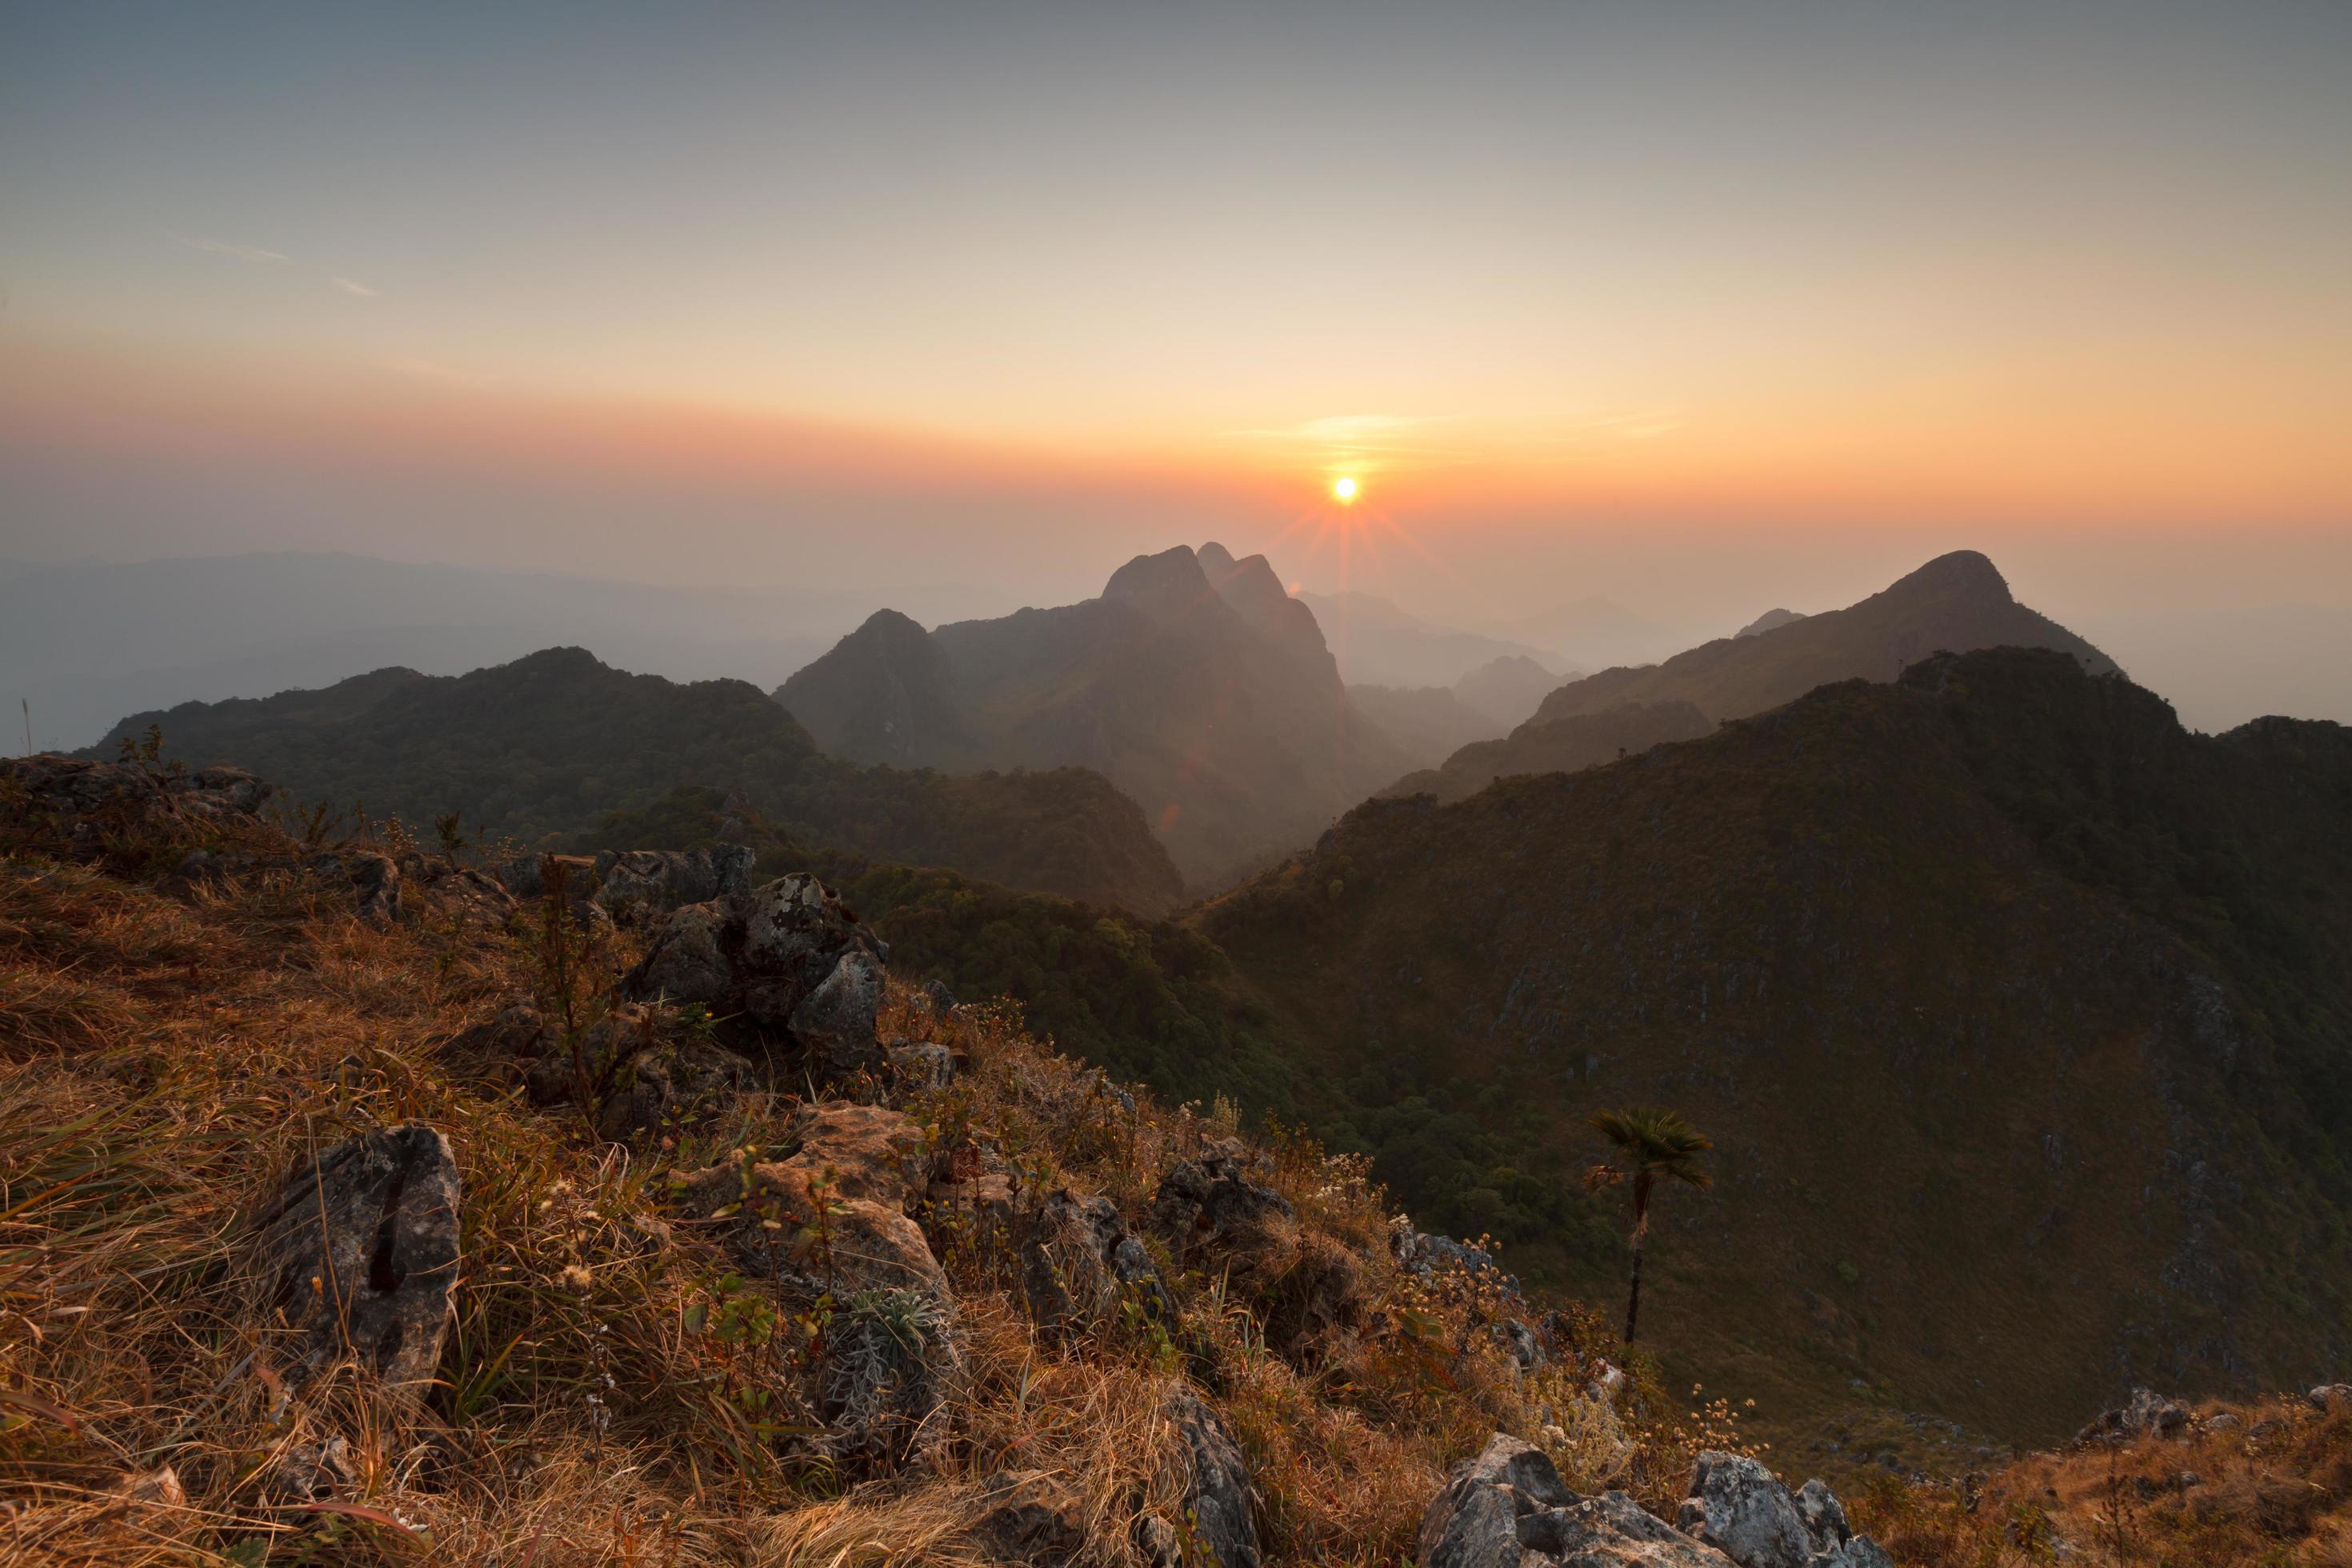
[1331,475,1358,504]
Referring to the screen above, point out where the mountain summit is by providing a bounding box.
[1529,549,2115,726]
[778,545,1414,887]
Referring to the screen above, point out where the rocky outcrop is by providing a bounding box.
[590,845,755,926]
[1151,1144,1294,1254]
[1419,1434,1732,1567]
[1160,1389,1261,1568]
[306,850,402,925]
[672,1101,958,1466]
[2075,1386,2190,1446]
[624,873,890,1079]
[1417,1438,1890,1568]
[672,1102,934,1286]
[518,1003,753,1140]
[1678,1454,1892,1568]
[250,1125,461,1399]
[2,754,270,828]
[1152,1144,1363,1357]
[1020,1190,1175,1342]
[399,853,519,926]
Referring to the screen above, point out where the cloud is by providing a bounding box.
[332,277,380,298]
[1218,413,1447,443]
[169,231,290,265]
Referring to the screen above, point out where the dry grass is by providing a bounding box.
[0,805,1758,1566]
[1850,1396,2352,1567]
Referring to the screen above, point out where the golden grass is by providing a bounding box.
[1850,1396,2352,1567]
[0,818,1763,1566]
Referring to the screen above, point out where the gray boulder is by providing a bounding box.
[591,845,755,926]
[303,850,402,925]
[2,754,270,832]
[1678,1454,1890,1568]
[1150,1143,1294,1258]
[1020,1190,1176,1341]
[887,1039,955,1092]
[251,1124,460,1399]
[2309,1383,2352,1414]
[623,873,890,1079]
[1165,1389,1260,1568]
[2076,1386,2190,1446]
[1419,1434,1734,1567]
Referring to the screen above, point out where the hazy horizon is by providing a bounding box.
[4,1,2348,726]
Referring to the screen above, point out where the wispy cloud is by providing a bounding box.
[332,276,380,298]
[1218,413,1448,444]
[169,230,290,265]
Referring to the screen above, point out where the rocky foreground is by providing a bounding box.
[4,752,2347,1566]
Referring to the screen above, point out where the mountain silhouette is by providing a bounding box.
[90,647,1185,912]
[778,545,1416,888]
[1530,550,2114,726]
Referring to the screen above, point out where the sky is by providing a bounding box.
[3,0,2349,632]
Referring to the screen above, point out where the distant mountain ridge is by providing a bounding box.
[1294,590,1566,689]
[778,544,1416,888]
[88,646,1186,913]
[1382,699,1714,802]
[1531,550,2114,726]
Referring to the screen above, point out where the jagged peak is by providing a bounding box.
[1101,545,1208,602]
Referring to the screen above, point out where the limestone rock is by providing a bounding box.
[251,1125,460,1398]
[1151,1143,1362,1357]
[1419,1434,1736,1568]
[306,850,402,925]
[625,874,890,1080]
[2076,1387,2190,1446]
[1164,1389,1261,1568]
[1678,1454,1889,1568]
[1151,1143,1293,1252]
[399,854,519,926]
[591,845,755,926]
[1020,1189,1175,1341]
[2,754,270,834]
[2309,1383,2352,1414]
[888,1040,956,1093]
[672,1102,938,1294]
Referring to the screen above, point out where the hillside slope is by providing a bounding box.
[1384,700,1714,802]
[90,647,1185,913]
[1531,551,2115,726]
[780,545,1415,888]
[1199,649,2352,1450]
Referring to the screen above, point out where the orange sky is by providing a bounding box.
[4,3,2348,625]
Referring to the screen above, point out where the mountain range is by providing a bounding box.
[44,537,2352,1466]
[1381,550,2110,804]
[1530,550,2114,726]
[1195,646,2352,1451]
[778,543,1417,888]
[88,648,1186,913]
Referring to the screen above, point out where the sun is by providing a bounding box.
[1330,475,1358,504]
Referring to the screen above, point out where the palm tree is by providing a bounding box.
[1587,1106,1712,1346]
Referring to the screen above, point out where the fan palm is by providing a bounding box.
[1587,1106,1712,1346]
